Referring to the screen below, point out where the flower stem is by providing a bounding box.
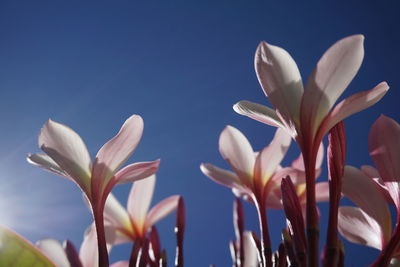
[304,146,319,267]
[93,204,109,267]
[255,199,272,267]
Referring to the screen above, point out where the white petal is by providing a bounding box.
[233,100,284,128]
[200,163,243,189]
[219,126,255,184]
[145,195,180,230]
[36,239,71,267]
[39,119,92,191]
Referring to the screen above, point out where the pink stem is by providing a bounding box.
[93,202,109,267]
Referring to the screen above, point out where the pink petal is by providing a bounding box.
[127,175,155,232]
[39,119,92,191]
[219,126,255,184]
[36,239,70,267]
[92,115,144,186]
[145,195,180,230]
[254,128,291,185]
[302,35,364,138]
[79,225,99,267]
[369,115,400,183]
[104,194,132,235]
[315,182,330,202]
[342,166,391,242]
[243,231,259,267]
[338,206,384,250]
[27,153,68,178]
[255,41,304,128]
[114,160,160,184]
[361,165,394,204]
[322,82,389,133]
[233,100,284,129]
[385,182,400,210]
[200,163,243,189]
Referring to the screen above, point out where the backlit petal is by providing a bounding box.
[114,160,160,184]
[200,163,242,189]
[243,231,259,267]
[369,115,400,183]
[338,206,383,250]
[255,41,304,128]
[233,100,284,128]
[322,82,389,133]
[39,119,91,191]
[254,128,291,185]
[92,115,144,186]
[302,35,364,138]
[27,153,68,178]
[219,126,255,183]
[36,239,70,267]
[104,194,132,233]
[145,195,180,230]
[315,182,329,202]
[127,175,155,231]
[342,166,391,242]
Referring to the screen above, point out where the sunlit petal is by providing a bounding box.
[145,195,180,230]
[114,160,160,184]
[92,115,144,186]
[200,163,243,188]
[338,206,383,250]
[302,35,364,137]
[27,153,68,178]
[233,100,284,128]
[369,115,400,183]
[39,119,92,191]
[104,194,132,233]
[36,239,70,267]
[342,166,391,242]
[255,41,303,128]
[322,82,389,133]
[315,182,329,202]
[127,175,155,231]
[219,126,255,183]
[243,231,259,267]
[254,128,291,185]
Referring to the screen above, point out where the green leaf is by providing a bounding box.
[0,226,55,267]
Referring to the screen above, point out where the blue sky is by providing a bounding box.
[0,1,398,266]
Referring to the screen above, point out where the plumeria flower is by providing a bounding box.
[103,174,180,244]
[27,115,160,266]
[200,126,328,209]
[36,226,127,267]
[338,115,400,266]
[233,35,388,150]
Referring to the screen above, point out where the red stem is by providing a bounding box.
[303,144,319,267]
[93,203,109,267]
[255,198,272,267]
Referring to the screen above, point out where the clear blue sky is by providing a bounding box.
[0,1,398,266]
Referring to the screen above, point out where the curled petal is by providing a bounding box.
[36,239,70,267]
[27,153,68,178]
[114,160,160,184]
[219,126,255,184]
[302,35,364,137]
[200,163,242,189]
[254,128,291,185]
[338,206,384,250]
[322,82,389,134]
[369,115,400,183]
[233,100,284,129]
[92,115,144,186]
[342,166,391,242]
[255,41,304,128]
[145,195,180,230]
[127,175,156,233]
[39,119,92,191]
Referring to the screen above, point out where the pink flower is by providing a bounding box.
[103,174,180,243]
[233,35,388,149]
[200,126,328,207]
[27,115,160,266]
[338,115,400,265]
